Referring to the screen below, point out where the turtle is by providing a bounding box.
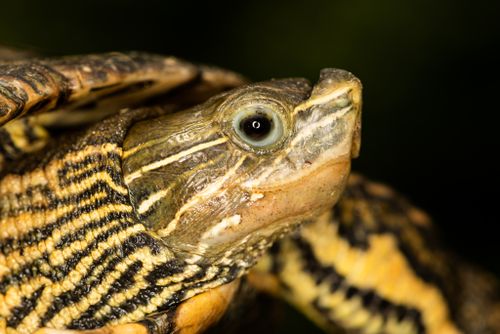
[0,48,499,334]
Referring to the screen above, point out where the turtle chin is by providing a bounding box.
[178,156,352,265]
[244,157,351,228]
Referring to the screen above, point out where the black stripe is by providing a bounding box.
[39,248,116,326]
[0,212,134,294]
[0,173,128,218]
[292,235,426,334]
[66,260,144,330]
[70,262,242,329]
[154,263,242,313]
[57,151,122,186]
[59,164,124,188]
[40,232,164,326]
[22,118,41,144]
[6,286,45,328]
[68,261,171,329]
[144,260,185,285]
[0,253,51,294]
[333,180,460,323]
[267,242,283,275]
[55,211,131,248]
[0,181,130,255]
[51,221,136,276]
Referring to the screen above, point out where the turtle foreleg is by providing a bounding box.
[31,280,239,334]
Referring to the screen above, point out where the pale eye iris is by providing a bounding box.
[232,105,284,149]
[240,114,273,141]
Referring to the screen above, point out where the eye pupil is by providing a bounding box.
[240,115,273,140]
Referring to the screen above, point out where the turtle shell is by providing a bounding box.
[0,49,246,169]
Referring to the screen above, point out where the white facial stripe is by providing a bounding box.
[135,155,225,215]
[157,155,247,237]
[250,193,264,201]
[137,187,172,214]
[123,128,218,159]
[292,86,352,115]
[290,105,352,146]
[124,137,227,184]
[201,214,241,240]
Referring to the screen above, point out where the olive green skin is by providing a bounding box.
[122,69,362,265]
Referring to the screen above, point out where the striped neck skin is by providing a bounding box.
[122,69,362,268]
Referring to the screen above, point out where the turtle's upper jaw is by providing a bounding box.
[123,68,361,263]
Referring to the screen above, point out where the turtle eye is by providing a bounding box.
[232,105,284,149]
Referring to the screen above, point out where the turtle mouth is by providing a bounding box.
[202,155,352,253]
[246,152,352,193]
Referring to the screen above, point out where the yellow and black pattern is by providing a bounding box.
[0,109,248,334]
[251,174,500,334]
[3,50,499,334]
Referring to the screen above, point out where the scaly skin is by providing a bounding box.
[0,53,362,334]
[5,51,499,334]
[0,107,273,333]
[250,174,500,334]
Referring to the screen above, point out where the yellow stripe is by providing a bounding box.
[122,129,217,159]
[292,86,352,115]
[48,203,133,265]
[300,212,460,334]
[109,265,226,325]
[54,170,128,196]
[124,137,228,184]
[30,225,148,331]
[136,155,225,215]
[45,243,172,329]
[276,238,417,334]
[0,276,51,319]
[158,155,247,237]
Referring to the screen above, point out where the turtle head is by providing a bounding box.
[123,69,362,265]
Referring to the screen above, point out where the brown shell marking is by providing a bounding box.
[0,52,199,126]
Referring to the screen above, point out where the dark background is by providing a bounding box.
[1,0,499,332]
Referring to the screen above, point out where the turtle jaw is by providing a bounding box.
[196,69,362,256]
[123,69,361,266]
[235,156,352,240]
